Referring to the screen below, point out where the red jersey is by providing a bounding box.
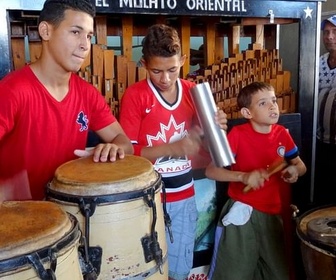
[227,122,299,214]
[120,78,199,201]
[0,66,116,199]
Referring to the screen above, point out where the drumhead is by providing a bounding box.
[49,155,159,196]
[297,205,336,256]
[0,201,72,260]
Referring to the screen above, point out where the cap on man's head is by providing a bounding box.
[321,15,336,30]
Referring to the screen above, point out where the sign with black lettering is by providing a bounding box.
[92,0,316,19]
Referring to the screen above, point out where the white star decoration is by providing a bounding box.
[304,6,313,19]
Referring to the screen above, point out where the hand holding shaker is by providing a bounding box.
[189,82,235,167]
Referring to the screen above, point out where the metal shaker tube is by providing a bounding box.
[189,82,235,167]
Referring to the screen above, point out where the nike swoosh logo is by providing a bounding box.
[145,105,155,114]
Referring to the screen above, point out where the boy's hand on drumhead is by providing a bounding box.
[74,144,125,162]
[93,143,125,162]
[74,147,95,158]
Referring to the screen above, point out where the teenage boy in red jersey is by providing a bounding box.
[119,24,227,280]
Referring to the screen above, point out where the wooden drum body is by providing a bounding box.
[47,155,168,279]
[0,201,83,279]
[297,205,336,280]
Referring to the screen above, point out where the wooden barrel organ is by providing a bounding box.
[8,13,297,119]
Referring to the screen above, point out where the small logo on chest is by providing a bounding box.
[76,111,89,132]
[145,105,155,114]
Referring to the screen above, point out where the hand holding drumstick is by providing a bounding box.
[243,161,288,193]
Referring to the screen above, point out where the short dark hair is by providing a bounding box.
[141,24,181,62]
[39,0,96,27]
[237,82,274,109]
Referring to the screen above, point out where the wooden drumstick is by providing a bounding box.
[242,161,288,193]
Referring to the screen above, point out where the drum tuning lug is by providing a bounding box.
[164,213,174,243]
[290,204,300,218]
[167,225,174,244]
[84,271,98,280]
[151,240,164,274]
[27,252,56,280]
[141,232,164,271]
[79,199,97,218]
[79,236,102,279]
[162,183,173,243]
[321,233,336,237]
[47,269,56,280]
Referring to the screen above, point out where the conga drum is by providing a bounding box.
[47,155,168,279]
[0,201,83,279]
[296,205,336,280]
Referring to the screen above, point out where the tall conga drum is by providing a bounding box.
[296,205,336,280]
[47,155,168,279]
[0,201,83,279]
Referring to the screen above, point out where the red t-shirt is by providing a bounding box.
[227,122,298,214]
[0,66,115,199]
[119,78,199,201]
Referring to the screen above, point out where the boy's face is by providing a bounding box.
[40,9,94,73]
[243,89,279,127]
[142,54,185,93]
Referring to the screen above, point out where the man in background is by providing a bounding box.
[315,15,336,205]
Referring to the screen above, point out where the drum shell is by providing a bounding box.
[296,205,336,280]
[0,201,83,280]
[47,155,168,279]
